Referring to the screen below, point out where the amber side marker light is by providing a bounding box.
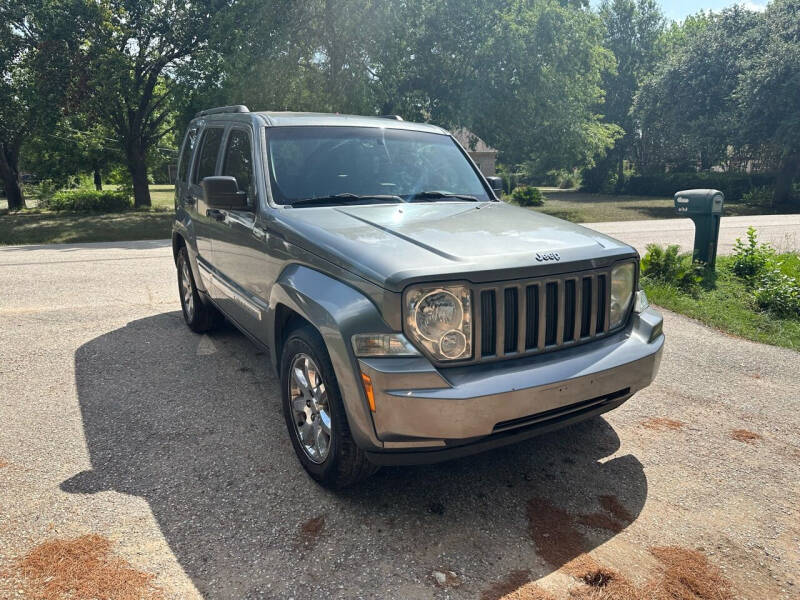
[360,372,376,412]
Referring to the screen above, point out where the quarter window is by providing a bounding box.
[176,128,197,183]
[193,127,224,183]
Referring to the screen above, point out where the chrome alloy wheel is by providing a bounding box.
[289,353,332,463]
[179,259,195,321]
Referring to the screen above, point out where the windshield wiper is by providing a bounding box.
[289,193,402,207]
[408,191,479,202]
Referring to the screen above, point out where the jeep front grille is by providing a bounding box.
[473,269,616,363]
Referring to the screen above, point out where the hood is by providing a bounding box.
[275,201,636,291]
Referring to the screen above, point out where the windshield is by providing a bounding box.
[266,126,490,205]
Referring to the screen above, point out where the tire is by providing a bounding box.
[176,246,220,333]
[280,325,379,488]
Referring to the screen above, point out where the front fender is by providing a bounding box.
[268,264,394,451]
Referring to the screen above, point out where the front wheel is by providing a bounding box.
[280,325,379,487]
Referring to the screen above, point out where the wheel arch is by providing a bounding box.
[268,264,392,451]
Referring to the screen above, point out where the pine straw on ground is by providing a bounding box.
[731,429,763,444]
[641,417,685,431]
[480,570,556,600]
[565,547,733,600]
[6,534,162,600]
[522,496,734,600]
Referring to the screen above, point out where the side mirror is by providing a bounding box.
[201,176,249,210]
[485,176,504,194]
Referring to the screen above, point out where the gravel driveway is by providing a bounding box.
[0,241,798,600]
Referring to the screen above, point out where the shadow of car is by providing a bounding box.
[62,312,647,598]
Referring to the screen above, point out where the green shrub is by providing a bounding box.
[43,189,132,212]
[753,269,800,317]
[741,186,774,209]
[623,172,775,202]
[511,185,544,207]
[731,227,775,281]
[641,244,703,293]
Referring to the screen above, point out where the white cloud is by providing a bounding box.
[740,1,768,12]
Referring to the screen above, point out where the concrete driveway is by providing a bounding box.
[1,241,798,600]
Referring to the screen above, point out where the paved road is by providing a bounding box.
[587,214,800,256]
[1,242,799,600]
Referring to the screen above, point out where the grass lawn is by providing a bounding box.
[531,189,793,223]
[0,184,175,246]
[643,255,800,350]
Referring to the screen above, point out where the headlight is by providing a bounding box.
[610,262,635,328]
[404,285,472,361]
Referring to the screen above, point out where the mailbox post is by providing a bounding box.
[674,188,724,268]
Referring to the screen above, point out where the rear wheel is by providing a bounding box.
[177,246,220,333]
[281,325,379,487]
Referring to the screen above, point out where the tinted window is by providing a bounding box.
[177,128,197,182]
[267,127,489,204]
[222,129,253,195]
[193,128,224,183]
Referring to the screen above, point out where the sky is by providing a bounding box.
[592,0,769,21]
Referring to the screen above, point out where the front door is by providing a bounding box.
[207,126,269,331]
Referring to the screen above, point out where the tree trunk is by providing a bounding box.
[0,142,25,211]
[127,150,151,208]
[93,164,102,191]
[773,153,800,207]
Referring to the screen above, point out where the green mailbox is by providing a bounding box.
[674,188,724,268]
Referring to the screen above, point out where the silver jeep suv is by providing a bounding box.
[172,106,664,487]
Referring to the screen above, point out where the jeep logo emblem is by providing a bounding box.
[535,252,560,262]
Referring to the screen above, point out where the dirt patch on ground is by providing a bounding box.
[298,515,325,549]
[3,534,162,600]
[480,570,556,600]
[731,429,762,444]
[564,546,733,600]
[641,417,685,431]
[527,497,587,567]
[0,458,9,468]
[576,512,624,533]
[597,495,633,525]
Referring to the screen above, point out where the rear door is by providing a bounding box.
[188,125,225,270]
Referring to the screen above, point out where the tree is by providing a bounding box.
[736,0,800,206]
[80,0,250,207]
[0,0,82,209]
[584,0,665,190]
[631,7,762,174]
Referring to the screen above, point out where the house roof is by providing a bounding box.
[451,128,498,154]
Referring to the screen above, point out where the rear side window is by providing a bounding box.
[222,129,254,195]
[193,127,224,183]
[176,128,197,182]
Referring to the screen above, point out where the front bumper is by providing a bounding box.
[359,307,663,465]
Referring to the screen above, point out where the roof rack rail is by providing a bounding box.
[379,115,404,121]
[195,105,250,118]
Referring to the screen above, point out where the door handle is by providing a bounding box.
[206,209,226,221]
